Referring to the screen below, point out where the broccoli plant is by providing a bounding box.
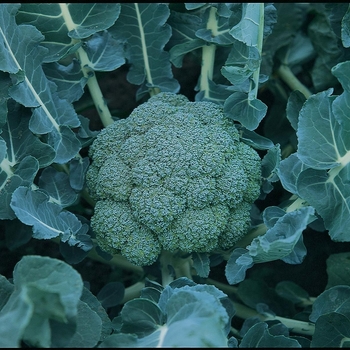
[1,2,350,348]
[86,92,261,266]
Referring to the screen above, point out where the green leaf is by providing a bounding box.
[162,286,229,347]
[68,156,90,192]
[310,285,350,323]
[195,5,235,46]
[83,30,125,72]
[277,153,309,196]
[0,4,81,163]
[262,206,286,229]
[286,90,306,131]
[261,144,281,194]
[10,187,90,246]
[121,298,164,337]
[326,253,350,289]
[167,11,204,68]
[240,322,301,347]
[297,167,350,241]
[311,312,350,347]
[0,275,14,311]
[229,3,262,47]
[238,279,296,317]
[97,282,125,308]
[98,333,139,347]
[0,288,33,347]
[110,3,180,99]
[0,102,56,218]
[275,281,310,305]
[140,287,162,304]
[39,166,78,207]
[341,5,350,48]
[247,206,315,263]
[81,287,113,342]
[0,156,39,220]
[224,91,267,130]
[297,89,347,170]
[43,60,87,103]
[225,248,254,285]
[66,300,102,347]
[238,127,275,150]
[6,255,84,347]
[222,41,260,85]
[308,11,343,90]
[191,252,210,278]
[16,3,121,62]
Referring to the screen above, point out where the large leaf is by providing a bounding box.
[167,10,205,68]
[310,285,350,323]
[0,102,55,219]
[16,3,121,62]
[296,70,350,241]
[10,186,93,252]
[0,256,84,348]
[312,312,350,347]
[110,3,180,99]
[0,4,81,163]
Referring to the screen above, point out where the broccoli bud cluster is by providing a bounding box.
[86,93,261,266]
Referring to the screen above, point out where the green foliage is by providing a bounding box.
[1,2,350,348]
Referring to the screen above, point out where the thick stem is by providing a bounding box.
[59,3,114,127]
[232,301,315,336]
[277,65,312,99]
[199,6,218,98]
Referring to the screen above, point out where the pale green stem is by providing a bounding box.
[250,3,265,100]
[199,6,218,98]
[59,3,114,127]
[232,301,315,336]
[134,3,160,97]
[277,64,312,99]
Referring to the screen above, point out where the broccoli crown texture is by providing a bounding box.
[87,93,261,266]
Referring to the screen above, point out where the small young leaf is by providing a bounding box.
[97,282,125,309]
[83,30,125,72]
[191,252,210,278]
[275,281,310,305]
[225,248,254,285]
[286,90,306,131]
[224,91,267,131]
[326,252,350,289]
[39,166,78,207]
[277,153,309,196]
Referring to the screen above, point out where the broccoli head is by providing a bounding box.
[86,92,261,266]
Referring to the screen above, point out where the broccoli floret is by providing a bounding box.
[87,92,262,266]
